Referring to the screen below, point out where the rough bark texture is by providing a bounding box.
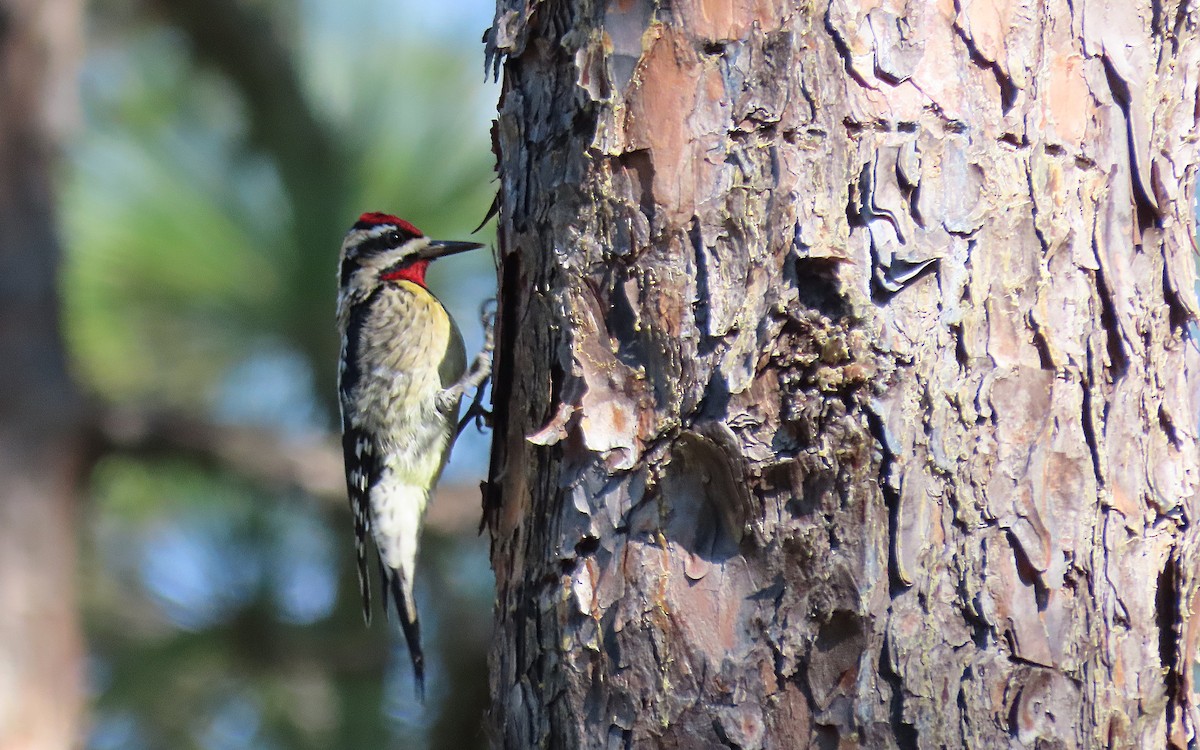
[0,0,85,747]
[484,0,1200,747]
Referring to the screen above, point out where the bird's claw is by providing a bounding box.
[456,388,493,436]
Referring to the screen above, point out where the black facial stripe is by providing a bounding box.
[356,235,394,256]
[354,226,416,246]
[347,230,416,263]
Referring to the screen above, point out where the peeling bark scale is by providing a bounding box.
[483,0,1200,747]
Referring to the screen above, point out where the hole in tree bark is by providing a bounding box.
[1157,556,1183,738]
[575,535,600,557]
[813,725,839,749]
[783,255,850,319]
[1157,557,1180,675]
[952,324,969,367]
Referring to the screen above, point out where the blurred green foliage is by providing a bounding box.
[65,0,497,407]
[65,0,499,747]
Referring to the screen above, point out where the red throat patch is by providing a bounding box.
[380,259,431,287]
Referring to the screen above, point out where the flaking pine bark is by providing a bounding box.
[483,0,1200,747]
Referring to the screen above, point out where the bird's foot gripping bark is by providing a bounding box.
[456,377,493,435]
[440,300,496,423]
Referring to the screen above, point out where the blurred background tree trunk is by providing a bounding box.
[484,0,1200,747]
[0,0,85,747]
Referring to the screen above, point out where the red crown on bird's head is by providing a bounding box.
[353,212,423,237]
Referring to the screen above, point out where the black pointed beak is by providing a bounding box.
[418,240,484,260]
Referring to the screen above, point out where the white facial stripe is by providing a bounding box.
[363,224,398,239]
[343,225,395,250]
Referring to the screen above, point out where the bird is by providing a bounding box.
[335,211,493,696]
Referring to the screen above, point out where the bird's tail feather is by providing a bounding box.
[356,542,372,625]
[381,564,425,699]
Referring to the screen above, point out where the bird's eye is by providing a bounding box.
[386,230,402,246]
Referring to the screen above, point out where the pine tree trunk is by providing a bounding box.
[0,0,85,747]
[484,1,1200,747]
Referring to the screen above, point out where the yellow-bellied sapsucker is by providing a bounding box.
[336,211,492,695]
